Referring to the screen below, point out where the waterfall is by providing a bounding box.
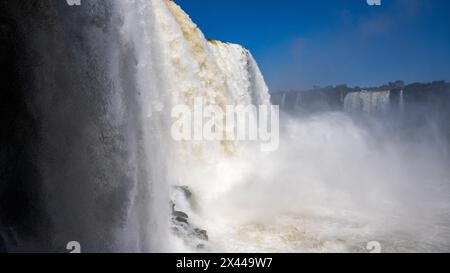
[2,0,450,254]
[0,0,270,253]
[281,92,288,109]
[399,89,405,114]
[344,90,391,114]
[114,1,450,253]
[118,0,271,251]
[295,92,302,110]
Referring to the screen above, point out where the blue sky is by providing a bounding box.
[176,0,450,91]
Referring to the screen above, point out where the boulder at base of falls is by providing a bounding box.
[171,186,209,250]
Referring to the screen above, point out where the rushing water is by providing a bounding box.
[344,90,392,114]
[118,0,272,252]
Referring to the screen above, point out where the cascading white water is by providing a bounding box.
[295,92,302,110]
[399,89,405,114]
[117,0,271,251]
[344,90,391,114]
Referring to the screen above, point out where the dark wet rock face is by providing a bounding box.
[171,186,209,250]
[194,228,209,241]
[173,210,189,224]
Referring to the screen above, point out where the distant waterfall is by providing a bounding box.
[281,92,288,109]
[295,92,302,109]
[399,89,405,114]
[344,90,391,114]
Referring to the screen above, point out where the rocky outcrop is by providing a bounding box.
[170,186,209,250]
